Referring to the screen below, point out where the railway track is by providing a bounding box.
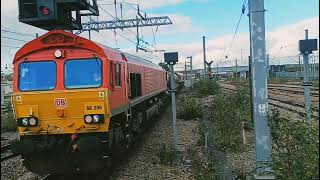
[1,144,19,162]
[220,83,319,97]
[268,84,319,97]
[221,85,319,118]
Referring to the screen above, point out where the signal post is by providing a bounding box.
[164,52,179,150]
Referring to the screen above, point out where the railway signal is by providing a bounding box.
[18,0,99,30]
[299,29,318,126]
[205,60,213,79]
[164,52,179,150]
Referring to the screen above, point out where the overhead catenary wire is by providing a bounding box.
[222,0,248,60]
[1,45,22,49]
[86,2,160,59]
[1,36,29,42]
[98,2,156,50]
[1,29,36,37]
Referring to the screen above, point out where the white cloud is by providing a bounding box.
[124,0,207,9]
[1,0,203,72]
[153,16,319,70]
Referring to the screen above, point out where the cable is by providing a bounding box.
[271,46,283,62]
[1,45,21,49]
[98,2,155,50]
[86,2,157,57]
[1,36,29,42]
[1,29,35,37]
[223,0,248,59]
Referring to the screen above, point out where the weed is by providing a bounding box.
[269,109,319,179]
[177,97,203,120]
[158,145,180,165]
[193,79,220,98]
[1,112,17,132]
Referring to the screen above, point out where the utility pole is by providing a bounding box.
[216,63,219,79]
[267,54,270,80]
[187,56,193,87]
[248,0,274,178]
[203,36,207,80]
[235,58,238,78]
[185,61,187,81]
[241,48,243,63]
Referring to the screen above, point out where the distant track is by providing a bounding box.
[220,84,318,118]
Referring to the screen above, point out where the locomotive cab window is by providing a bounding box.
[64,58,102,89]
[115,64,121,87]
[19,61,56,91]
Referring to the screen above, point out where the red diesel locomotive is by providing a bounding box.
[11,30,169,174]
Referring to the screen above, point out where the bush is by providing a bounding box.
[268,77,289,84]
[177,97,203,120]
[193,79,220,98]
[1,112,17,132]
[158,145,180,165]
[207,84,252,152]
[269,109,319,179]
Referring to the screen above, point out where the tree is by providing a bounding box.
[158,62,169,71]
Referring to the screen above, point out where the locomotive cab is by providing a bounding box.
[12,32,112,136]
[11,30,116,174]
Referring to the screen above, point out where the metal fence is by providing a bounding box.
[274,70,319,80]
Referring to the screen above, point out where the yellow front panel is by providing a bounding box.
[12,89,110,135]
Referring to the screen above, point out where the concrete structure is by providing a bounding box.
[1,81,13,109]
[177,63,319,80]
[177,65,249,79]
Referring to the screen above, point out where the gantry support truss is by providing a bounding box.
[76,16,172,34]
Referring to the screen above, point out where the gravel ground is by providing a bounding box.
[110,105,201,180]
[2,105,202,180]
[1,132,41,180]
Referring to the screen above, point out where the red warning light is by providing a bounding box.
[39,6,50,15]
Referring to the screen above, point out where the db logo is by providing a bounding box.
[54,98,68,107]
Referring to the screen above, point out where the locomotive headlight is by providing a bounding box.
[22,118,28,126]
[29,117,37,126]
[54,50,62,58]
[84,115,93,123]
[93,115,99,123]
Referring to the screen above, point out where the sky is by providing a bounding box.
[1,0,319,72]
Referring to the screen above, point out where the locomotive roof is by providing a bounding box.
[96,43,162,70]
[13,30,164,71]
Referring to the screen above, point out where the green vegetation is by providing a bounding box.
[268,77,290,84]
[1,112,17,132]
[187,78,319,179]
[269,109,319,179]
[158,145,180,165]
[158,62,169,71]
[177,97,203,120]
[312,80,319,87]
[192,79,220,98]
[207,83,252,152]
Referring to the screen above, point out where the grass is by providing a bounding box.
[158,145,181,165]
[1,112,17,132]
[268,77,290,84]
[177,97,203,120]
